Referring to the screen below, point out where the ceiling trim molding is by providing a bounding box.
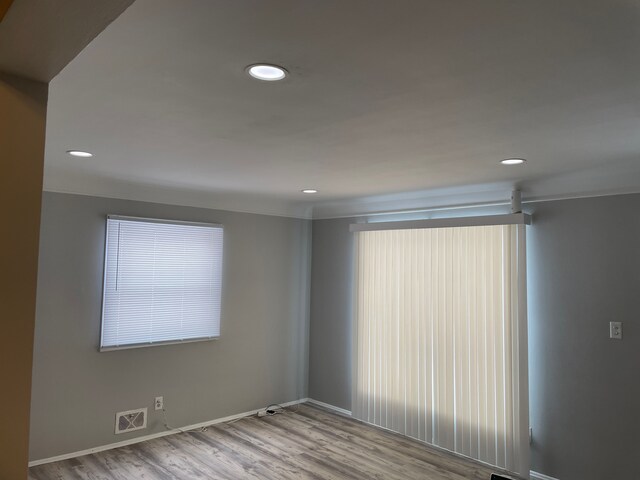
[311,185,640,220]
[41,186,314,220]
[43,183,640,221]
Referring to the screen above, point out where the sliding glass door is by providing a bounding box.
[353,224,529,476]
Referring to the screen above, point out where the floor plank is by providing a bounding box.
[29,403,501,480]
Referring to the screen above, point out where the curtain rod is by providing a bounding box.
[350,191,530,232]
[349,212,532,232]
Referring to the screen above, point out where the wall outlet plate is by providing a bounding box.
[610,321,623,340]
[154,396,164,411]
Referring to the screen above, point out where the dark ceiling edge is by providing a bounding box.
[0,0,136,82]
[47,1,137,82]
[0,0,15,22]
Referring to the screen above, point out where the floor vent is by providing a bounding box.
[115,408,147,434]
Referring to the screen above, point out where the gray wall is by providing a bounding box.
[308,217,355,410]
[307,193,640,480]
[30,192,311,461]
[526,194,640,480]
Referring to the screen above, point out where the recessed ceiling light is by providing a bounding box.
[67,150,93,157]
[246,64,288,81]
[301,189,318,194]
[500,158,526,165]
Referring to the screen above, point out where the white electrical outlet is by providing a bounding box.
[155,396,164,411]
[610,322,623,340]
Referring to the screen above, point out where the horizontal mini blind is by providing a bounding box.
[353,224,529,476]
[100,216,223,350]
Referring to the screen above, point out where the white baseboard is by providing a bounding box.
[530,471,560,480]
[28,398,308,467]
[306,398,352,416]
[30,397,560,480]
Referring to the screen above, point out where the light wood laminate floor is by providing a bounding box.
[29,403,499,480]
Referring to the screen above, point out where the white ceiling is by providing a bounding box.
[44,0,640,218]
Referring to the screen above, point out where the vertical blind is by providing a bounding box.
[353,224,528,476]
[100,216,223,350]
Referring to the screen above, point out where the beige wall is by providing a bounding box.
[0,73,47,480]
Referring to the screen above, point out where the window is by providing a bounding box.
[353,221,529,477]
[100,215,223,351]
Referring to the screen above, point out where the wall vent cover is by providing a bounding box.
[115,408,147,434]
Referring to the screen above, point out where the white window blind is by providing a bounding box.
[353,224,529,476]
[100,216,223,351]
